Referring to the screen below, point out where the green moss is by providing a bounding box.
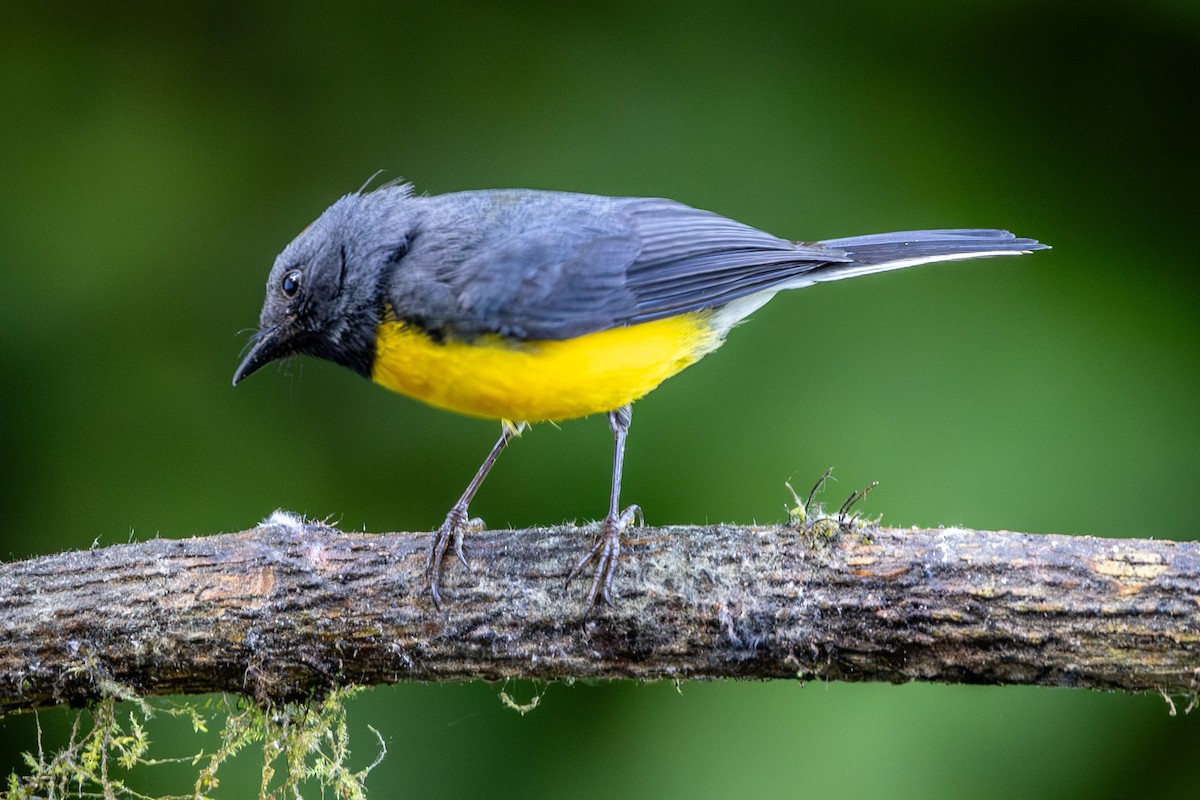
[786,472,879,546]
[4,687,384,800]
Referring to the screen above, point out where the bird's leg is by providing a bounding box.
[427,421,522,607]
[566,404,641,611]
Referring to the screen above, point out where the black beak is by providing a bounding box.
[232,325,291,386]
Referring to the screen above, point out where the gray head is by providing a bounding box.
[232,184,418,384]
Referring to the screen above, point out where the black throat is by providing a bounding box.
[305,308,379,379]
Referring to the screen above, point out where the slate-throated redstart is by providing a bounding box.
[234,182,1046,608]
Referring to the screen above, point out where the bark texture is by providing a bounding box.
[1,515,1197,714]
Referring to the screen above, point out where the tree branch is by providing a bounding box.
[1,514,1197,714]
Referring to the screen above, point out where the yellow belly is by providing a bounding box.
[371,313,721,422]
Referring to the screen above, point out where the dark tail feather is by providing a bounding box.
[805,229,1049,283]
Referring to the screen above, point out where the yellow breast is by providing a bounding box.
[371,313,721,423]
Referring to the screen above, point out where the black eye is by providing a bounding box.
[281,270,302,298]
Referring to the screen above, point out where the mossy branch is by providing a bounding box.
[1,515,1198,714]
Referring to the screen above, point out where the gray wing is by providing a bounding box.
[392,191,847,341]
[619,197,849,325]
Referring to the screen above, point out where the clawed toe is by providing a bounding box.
[427,507,477,608]
[566,504,642,612]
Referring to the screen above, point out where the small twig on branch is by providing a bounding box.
[1,513,1197,714]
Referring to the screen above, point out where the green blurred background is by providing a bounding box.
[2,1,1198,797]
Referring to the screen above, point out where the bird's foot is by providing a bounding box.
[566,505,643,613]
[426,505,483,608]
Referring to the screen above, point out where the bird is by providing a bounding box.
[232,182,1047,609]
